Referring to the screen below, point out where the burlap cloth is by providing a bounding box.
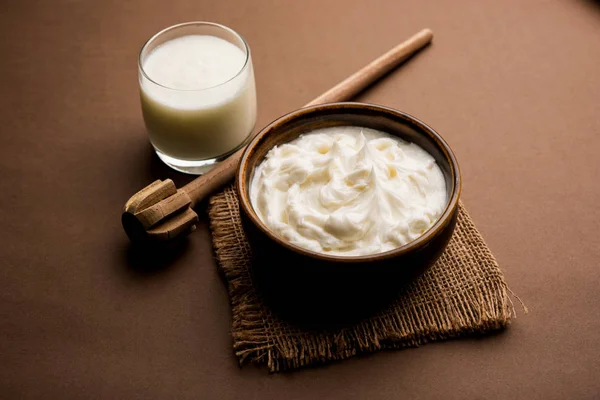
[208,185,516,372]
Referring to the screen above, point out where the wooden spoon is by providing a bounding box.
[123,28,434,242]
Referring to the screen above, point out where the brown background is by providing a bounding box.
[1,0,600,398]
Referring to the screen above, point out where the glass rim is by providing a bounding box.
[138,21,251,92]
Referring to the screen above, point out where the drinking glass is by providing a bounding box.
[139,22,257,174]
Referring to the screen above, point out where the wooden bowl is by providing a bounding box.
[236,103,461,320]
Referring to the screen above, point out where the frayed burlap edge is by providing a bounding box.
[209,185,517,372]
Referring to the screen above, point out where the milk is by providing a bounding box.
[140,35,256,161]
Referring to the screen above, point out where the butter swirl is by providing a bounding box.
[249,126,447,256]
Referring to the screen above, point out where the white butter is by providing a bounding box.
[249,126,448,256]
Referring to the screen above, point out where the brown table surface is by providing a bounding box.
[2,0,600,398]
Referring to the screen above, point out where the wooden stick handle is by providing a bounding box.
[183,28,433,206]
[305,28,433,107]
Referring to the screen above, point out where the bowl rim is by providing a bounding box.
[236,102,462,263]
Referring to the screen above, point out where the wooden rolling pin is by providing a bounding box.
[122,28,434,243]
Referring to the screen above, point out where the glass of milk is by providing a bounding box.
[139,22,257,174]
